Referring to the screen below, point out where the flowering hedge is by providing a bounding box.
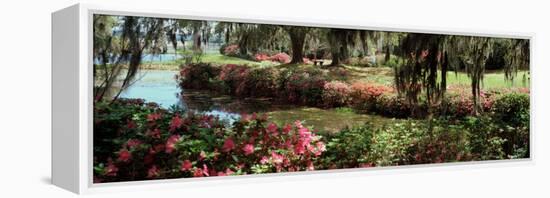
[94,99,326,183]
[322,81,351,107]
[176,63,529,119]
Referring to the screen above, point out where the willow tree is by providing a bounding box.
[214,22,234,44]
[93,16,165,102]
[395,33,529,116]
[327,29,358,66]
[93,15,118,92]
[504,39,530,82]
[395,33,447,116]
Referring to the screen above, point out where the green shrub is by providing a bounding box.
[492,93,530,126]
[322,123,375,168]
[176,63,220,90]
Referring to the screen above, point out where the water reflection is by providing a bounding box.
[117,70,397,132]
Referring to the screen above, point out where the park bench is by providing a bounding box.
[313,59,324,66]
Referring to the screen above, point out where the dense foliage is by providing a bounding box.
[94,94,529,182]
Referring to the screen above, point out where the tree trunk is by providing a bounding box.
[287,27,308,64]
[385,44,391,62]
[193,27,201,50]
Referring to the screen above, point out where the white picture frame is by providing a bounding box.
[52,3,534,194]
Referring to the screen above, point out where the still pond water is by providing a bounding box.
[120,70,397,133]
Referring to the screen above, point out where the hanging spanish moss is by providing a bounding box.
[395,33,446,117]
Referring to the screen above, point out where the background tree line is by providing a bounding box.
[93,15,529,116]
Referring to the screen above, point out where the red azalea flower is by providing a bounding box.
[193,168,204,177]
[222,138,235,152]
[169,115,183,132]
[126,120,137,129]
[126,139,141,149]
[118,149,131,162]
[165,135,181,153]
[181,160,192,171]
[147,112,162,122]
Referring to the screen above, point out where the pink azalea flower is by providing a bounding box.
[118,149,131,162]
[307,161,315,171]
[242,144,254,155]
[293,142,306,155]
[271,152,284,165]
[314,141,326,156]
[260,156,269,164]
[105,160,118,176]
[294,120,303,129]
[267,122,278,135]
[126,139,141,149]
[165,135,181,153]
[282,124,292,134]
[202,164,210,177]
[222,138,235,152]
[147,165,160,178]
[225,168,235,175]
[181,160,192,171]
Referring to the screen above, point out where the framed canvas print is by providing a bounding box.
[52,3,533,194]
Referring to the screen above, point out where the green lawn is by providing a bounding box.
[444,71,530,89]
[200,54,277,67]
[139,53,530,90]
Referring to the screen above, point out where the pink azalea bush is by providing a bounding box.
[349,82,394,112]
[322,81,351,107]
[269,52,291,64]
[254,53,270,61]
[223,44,240,56]
[93,100,326,183]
